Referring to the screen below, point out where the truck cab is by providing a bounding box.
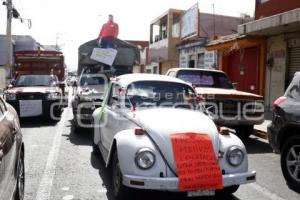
[4,50,65,121]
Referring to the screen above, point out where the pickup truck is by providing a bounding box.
[4,50,65,120]
[166,68,264,138]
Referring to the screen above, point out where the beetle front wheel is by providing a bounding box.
[112,152,132,200]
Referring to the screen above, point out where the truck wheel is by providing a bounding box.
[112,152,132,200]
[235,125,253,139]
[281,135,300,192]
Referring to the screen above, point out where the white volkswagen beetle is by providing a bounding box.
[92,74,256,199]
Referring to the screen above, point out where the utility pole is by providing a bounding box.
[6,0,13,83]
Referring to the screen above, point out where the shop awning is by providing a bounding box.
[206,34,264,51]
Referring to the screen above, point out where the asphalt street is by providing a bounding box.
[20,104,300,200]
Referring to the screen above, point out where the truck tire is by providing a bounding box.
[281,135,300,192]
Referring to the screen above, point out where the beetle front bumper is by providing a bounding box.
[123,171,256,191]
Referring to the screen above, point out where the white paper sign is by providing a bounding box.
[90,48,118,66]
[19,100,43,117]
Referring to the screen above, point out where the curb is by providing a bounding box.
[253,129,268,140]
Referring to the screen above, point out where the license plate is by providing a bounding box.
[187,190,215,197]
[19,100,43,117]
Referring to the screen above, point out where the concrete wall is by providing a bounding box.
[265,34,287,110]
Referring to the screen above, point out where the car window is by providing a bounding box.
[108,83,121,107]
[177,70,234,89]
[285,74,300,102]
[79,75,105,86]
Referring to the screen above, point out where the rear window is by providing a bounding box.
[285,74,300,101]
[177,70,234,89]
[79,76,105,86]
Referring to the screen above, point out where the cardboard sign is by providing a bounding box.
[90,48,117,66]
[19,100,43,117]
[171,133,223,191]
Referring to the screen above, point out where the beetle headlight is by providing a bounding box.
[5,93,16,100]
[135,148,156,169]
[226,146,244,167]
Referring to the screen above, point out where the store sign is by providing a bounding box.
[181,3,199,39]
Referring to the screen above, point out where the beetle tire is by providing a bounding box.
[112,152,132,200]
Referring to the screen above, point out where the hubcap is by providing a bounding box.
[286,145,300,182]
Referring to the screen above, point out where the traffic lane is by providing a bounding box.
[235,136,300,200]
[49,108,110,200]
[20,117,59,199]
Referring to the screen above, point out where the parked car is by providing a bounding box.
[72,73,107,129]
[92,74,256,199]
[166,68,264,138]
[268,72,300,192]
[0,96,25,200]
[4,74,64,120]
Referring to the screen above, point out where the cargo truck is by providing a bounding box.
[4,50,65,120]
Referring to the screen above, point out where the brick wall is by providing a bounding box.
[255,0,300,19]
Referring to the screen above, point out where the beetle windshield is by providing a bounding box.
[126,81,199,109]
[177,70,234,89]
[15,75,58,87]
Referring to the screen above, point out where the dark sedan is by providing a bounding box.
[0,96,25,200]
[268,72,300,192]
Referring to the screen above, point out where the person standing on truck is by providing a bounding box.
[98,14,119,48]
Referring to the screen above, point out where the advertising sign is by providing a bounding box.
[181,3,199,39]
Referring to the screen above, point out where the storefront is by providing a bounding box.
[206,34,266,96]
[238,7,300,110]
[178,40,217,69]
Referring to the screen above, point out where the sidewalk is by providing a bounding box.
[253,112,272,139]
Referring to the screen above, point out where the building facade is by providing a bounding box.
[207,34,266,96]
[125,40,149,73]
[148,8,246,74]
[149,9,182,74]
[255,0,300,19]
[238,1,300,110]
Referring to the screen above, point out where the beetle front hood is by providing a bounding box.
[128,108,220,174]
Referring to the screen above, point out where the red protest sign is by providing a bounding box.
[171,133,223,191]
